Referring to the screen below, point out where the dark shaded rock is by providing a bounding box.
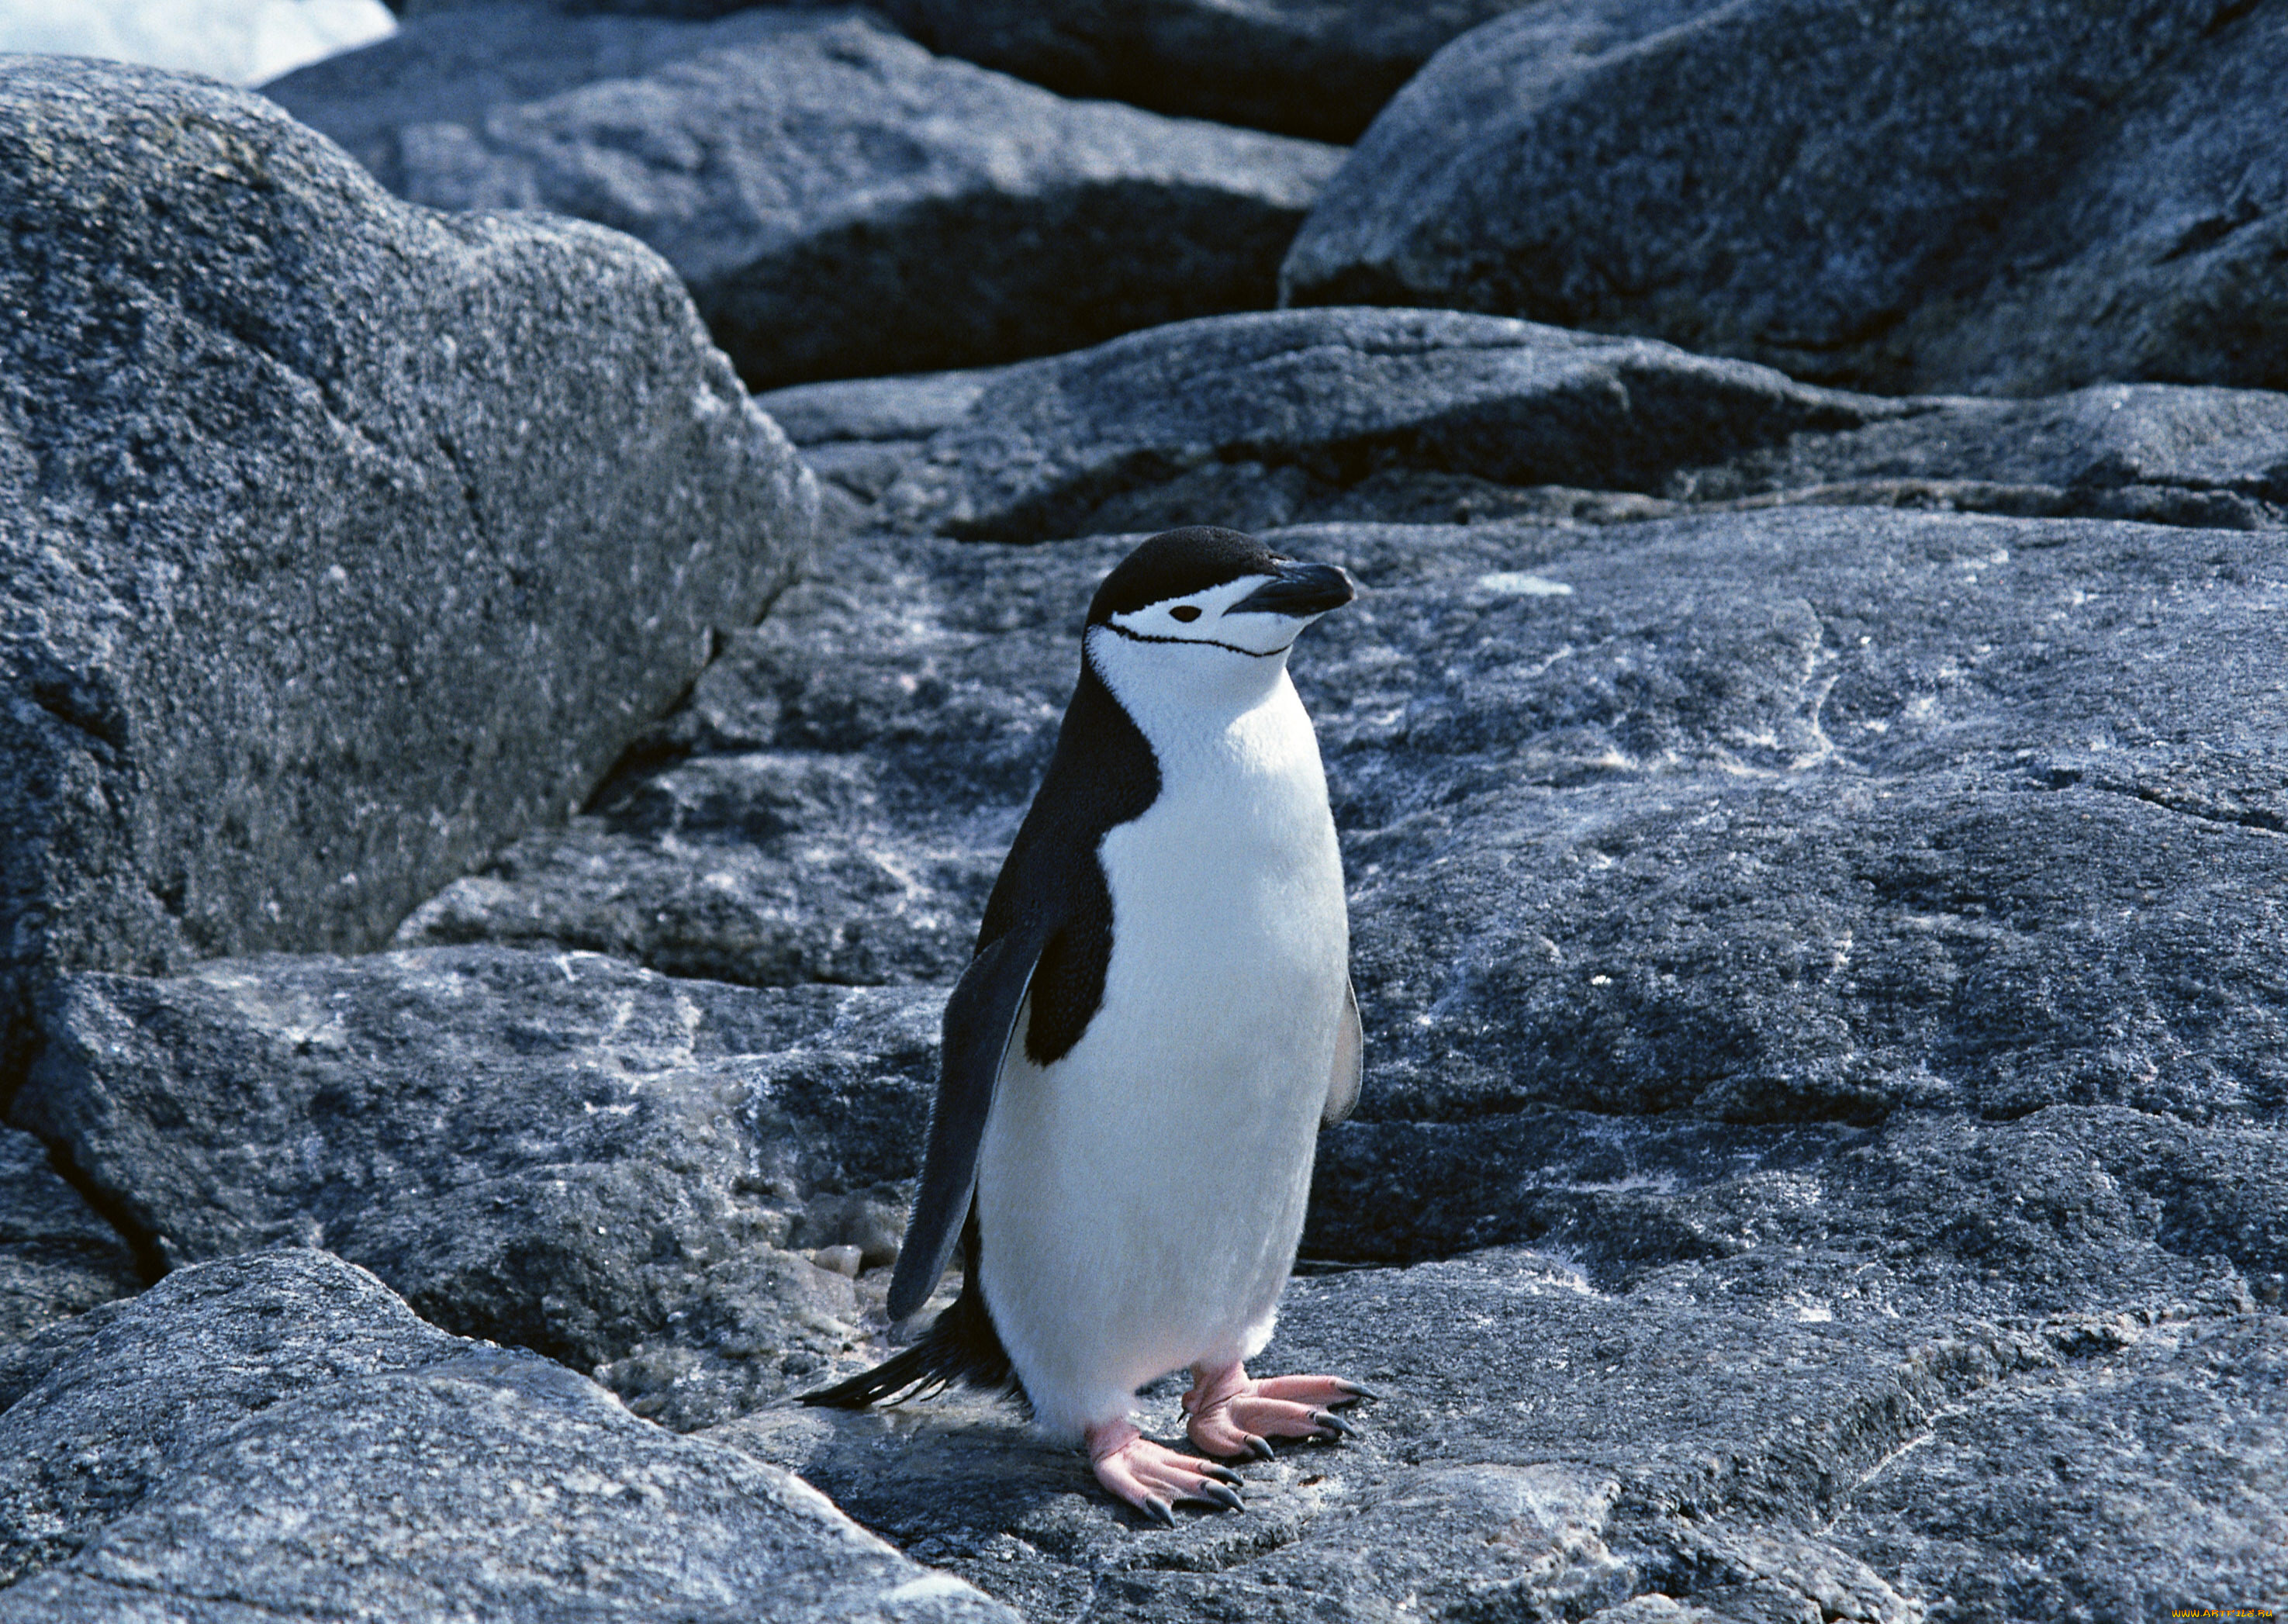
[1892,0,2288,397]
[719,1238,2279,1622]
[873,0,1533,143]
[265,9,1343,389]
[877,310,2288,543]
[1281,0,2288,395]
[0,56,811,1088]
[757,367,1019,537]
[13,947,946,1430]
[880,309,1896,542]
[0,1128,140,1409]
[0,1249,1015,1621]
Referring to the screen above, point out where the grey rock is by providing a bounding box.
[265,9,1344,389]
[1894,0,2288,397]
[873,0,1536,143]
[1834,1310,2288,1622]
[0,57,812,1087]
[0,1249,1015,1622]
[1281,0,2287,396]
[0,1128,140,1409]
[389,505,2288,1181]
[389,533,1090,988]
[14,947,947,1430]
[718,1239,2280,1622]
[757,366,1021,538]
[877,310,2288,544]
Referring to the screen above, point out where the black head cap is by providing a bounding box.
[1087,527,1284,625]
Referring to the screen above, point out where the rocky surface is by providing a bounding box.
[758,366,1019,538]
[865,309,2288,541]
[0,1130,140,1406]
[724,1245,2281,1623]
[871,0,1533,143]
[264,7,1343,389]
[15,948,945,1432]
[362,497,2284,1614]
[0,1249,1016,1622]
[9,9,2288,1618]
[0,55,811,1087]
[1282,0,2288,396]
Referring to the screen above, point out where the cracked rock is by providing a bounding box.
[721,1242,2280,1622]
[0,1128,140,1409]
[874,309,2288,542]
[392,507,2288,1157]
[13,948,945,1431]
[0,55,812,1090]
[264,7,1343,389]
[0,1249,1014,1622]
[1282,0,2288,395]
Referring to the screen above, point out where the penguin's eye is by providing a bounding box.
[1169,605,1202,623]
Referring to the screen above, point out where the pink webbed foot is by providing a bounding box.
[1182,1362,1377,1460]
[1086,1420,1246,1526]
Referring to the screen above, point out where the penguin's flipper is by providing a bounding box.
[885,930,1040,1323]
[1322,976,1363,1125]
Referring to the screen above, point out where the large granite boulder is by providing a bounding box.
[0,56,813,1088]
[1281,0,2288,396]
[14,948,943,1431]
[869,0,1535,143]
[0,1249,1015,1622]
[264,8,1343,389]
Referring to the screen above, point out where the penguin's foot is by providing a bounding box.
[1181,1362,1373,1460]
[1086,1419,1245,1526]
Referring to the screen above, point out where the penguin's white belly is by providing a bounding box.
[975,687,1346,1438]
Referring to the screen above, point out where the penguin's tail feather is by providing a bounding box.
[800,1284,1022,1412]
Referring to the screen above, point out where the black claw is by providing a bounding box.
[1336,1381,1384,1403]
[1143,1495,1177,1528]
[1244,1435,1275,1460]
[1207,1463,1244,1486]
[1193,1481,1245,1512]
[1312,1409,1359,1439]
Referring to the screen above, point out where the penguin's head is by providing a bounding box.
[1085,526,1355,663]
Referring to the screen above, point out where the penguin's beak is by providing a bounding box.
[1228,560,1357,619]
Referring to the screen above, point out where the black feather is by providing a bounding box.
[801,1222,1028,1414]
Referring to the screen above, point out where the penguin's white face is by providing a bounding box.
[1088,555,1357,727]
[1103,574,1310,658]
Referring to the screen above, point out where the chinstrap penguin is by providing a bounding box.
[804,525,1372,1522]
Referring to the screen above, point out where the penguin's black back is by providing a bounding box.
[983,661,1160,1066]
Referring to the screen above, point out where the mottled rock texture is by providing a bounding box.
[0,55,811,1087]
[1281,0,2288,395]
[16,948,942,1431]
[876,310,2288,542]
[264,7,1343,389]
[0,1249,1015,1622]
[724,1246,2280,1624]
[15,505,2284,1616]
[758,367,1018,537]
[0,1129,139,1408]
